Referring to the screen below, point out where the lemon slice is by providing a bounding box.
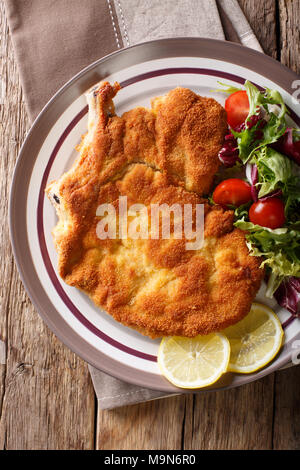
[157,333,230,389]
[223,302,284,374]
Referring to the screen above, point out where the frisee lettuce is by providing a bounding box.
[284,175,300,220]
[231,81,288,162]
[244,81,288,121]
[212,81,242,95]
[251,146,293,197]
[249,145,300,217]
[234,219,300,297]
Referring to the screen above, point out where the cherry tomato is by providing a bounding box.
[225,90,250,129]
[213,178,252,207]
[249,198,285,229]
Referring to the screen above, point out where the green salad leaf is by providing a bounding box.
[245,81,288,120]
[234,218,300,297]
[251,146,293,197]
[215,79,300,304]
[250,145,300,215]
[284,175,300,220]
[212,81,242,95]
[231,81,288,162]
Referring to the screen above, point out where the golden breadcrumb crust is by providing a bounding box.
[46,82,263,338]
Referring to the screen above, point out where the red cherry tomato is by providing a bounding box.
[225,90,250,129]
[249,198,286,229]
[213,178,252,207]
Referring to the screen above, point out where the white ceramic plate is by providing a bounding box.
[10,38,300,392]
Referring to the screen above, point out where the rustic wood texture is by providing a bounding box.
[273,0,300,451]
[97,396,186,450]
[0,1,95,450]
[273,366,300,450]
[279,0,300,74]
[0,0,299,450]
[183,376,274,450]
[238,0,278,58]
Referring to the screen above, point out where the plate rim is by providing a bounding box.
[9,37,300,392]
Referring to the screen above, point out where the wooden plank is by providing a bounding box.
[183,375,274,450]
[0,2,21,447]
[0,1,11,438]
[273,366,300,449]
[97,395,186,450]
[0,2,95,449]
[278,0,300,74]
[273,0,300,450]
[238,0,278,57]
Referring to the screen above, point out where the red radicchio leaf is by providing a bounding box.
[218,132,240,168]
[290,277,300,293]
[274,278,300,316]
[273,128,300,166]
[259,189,283,201]
[219,118,267,169]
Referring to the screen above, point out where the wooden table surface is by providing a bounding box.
[0,0,299,450]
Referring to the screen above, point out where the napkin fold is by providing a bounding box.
[5,0,263,409]
[4,0,124,120]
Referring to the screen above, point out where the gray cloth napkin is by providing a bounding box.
[5,0,263,410]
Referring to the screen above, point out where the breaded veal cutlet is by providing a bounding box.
[46,81,264,338]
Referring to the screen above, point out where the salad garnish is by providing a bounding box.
[214,80,300,316]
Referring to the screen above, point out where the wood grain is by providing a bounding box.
[97,396,186,450]
[238,0,278,58]
[279,0,300,73]
[184,376,274,450]
[273,366,300,449]
[273,0,300,450]
[0,1,95,450]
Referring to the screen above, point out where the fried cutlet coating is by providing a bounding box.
[46,82,263,338]
[76,82,228,194]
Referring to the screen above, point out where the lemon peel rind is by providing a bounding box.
[226,303,284,374]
